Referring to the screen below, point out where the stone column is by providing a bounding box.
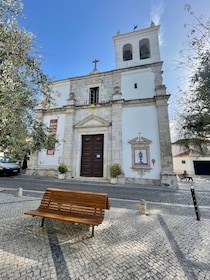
[111,86,123,167]
[155,86,178,188]
[62,93,76,179]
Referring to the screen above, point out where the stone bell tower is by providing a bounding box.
[112,23,178,188]
[113,22,161,69]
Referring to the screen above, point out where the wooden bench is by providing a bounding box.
[24,188,111,237]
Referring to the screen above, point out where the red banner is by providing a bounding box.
[47,119,58,155]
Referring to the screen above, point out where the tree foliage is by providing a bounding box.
[0,0,55,159]
[177,4,210,155]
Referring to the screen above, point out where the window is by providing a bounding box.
[123,44,133,61]
[182,160,186,164]
[134,83,137,89]
[139,39,150,59]
[89,87,99,104]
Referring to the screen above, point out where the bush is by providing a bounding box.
[110,163,122,178]
[58,163,68,174]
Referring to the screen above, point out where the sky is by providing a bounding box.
[20,0,210,124]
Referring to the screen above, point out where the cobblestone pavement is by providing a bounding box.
[0,184,210,280]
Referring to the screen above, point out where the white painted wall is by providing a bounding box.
[51,81,70,108]
[121,69,155,100]
[37,114,66,168]
[173,157,191,175]
[122,105,161,179]
[172,143,210,175]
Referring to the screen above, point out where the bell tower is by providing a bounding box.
[113,22,161,69]
[113,23,178,188]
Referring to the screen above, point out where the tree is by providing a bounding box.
[0,0,55,159]
[176,4,210,155]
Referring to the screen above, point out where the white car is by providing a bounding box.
[0,157,20,175]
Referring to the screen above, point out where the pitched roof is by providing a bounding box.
[173,150,199,157]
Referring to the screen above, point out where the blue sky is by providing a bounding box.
[21,0,210,120]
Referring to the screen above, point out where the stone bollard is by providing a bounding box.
[139,199,148,215]
[16,188,23,197]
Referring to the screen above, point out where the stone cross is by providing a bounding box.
[138,132,142,142]
[92,59,99,70]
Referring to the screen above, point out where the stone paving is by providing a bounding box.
[0,185,210,280]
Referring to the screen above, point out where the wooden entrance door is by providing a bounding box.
[80,134,104,177]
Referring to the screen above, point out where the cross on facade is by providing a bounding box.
[138,132,142,142]
[92,59,99,70]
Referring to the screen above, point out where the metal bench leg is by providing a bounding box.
[91,226,94,238]
[41,217,45,227]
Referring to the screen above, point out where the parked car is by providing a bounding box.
[0,156,20,175]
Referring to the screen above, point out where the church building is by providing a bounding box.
[28,22,178,188]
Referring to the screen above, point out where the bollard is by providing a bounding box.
[139,199,147,215]
[190,184,200,221]
[16,188,23,197]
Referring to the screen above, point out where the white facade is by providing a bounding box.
[28,23,177,188]
[172,142,210,176]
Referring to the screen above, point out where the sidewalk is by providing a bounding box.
[0,188,210,279]
[178,175,210,192]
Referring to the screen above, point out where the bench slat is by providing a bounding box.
[39,188,110,209]
[25,209,103,226]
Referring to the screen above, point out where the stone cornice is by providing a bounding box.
[36,94,171,114]
[74,115,111,128]
[52,62,164,85]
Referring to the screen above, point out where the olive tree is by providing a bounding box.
[0,0,55,159]
[176,4,210,155]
